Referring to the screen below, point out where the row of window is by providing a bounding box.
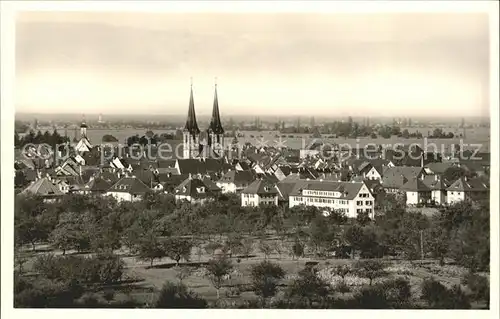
[359,193,370,198]
[304,190,340,197]
[356,200,373,206]
[293,196,350,205]
[356,208,372,213]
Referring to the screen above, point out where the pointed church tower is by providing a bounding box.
[207,78,225,157]
[183,80,201,159]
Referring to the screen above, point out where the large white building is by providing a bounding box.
[288,180,375,219]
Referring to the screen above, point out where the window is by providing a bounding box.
[365,201,372,205]
[357,209,363,213]
[366,209,372,213]
[356,201,363,205]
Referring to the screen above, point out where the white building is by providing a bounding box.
[216,170,255,193]
[174,176,215,204]
[288,180,375,219]
[446,176,489,205]
[241,179,279,207]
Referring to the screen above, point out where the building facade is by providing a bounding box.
[288,180,375,219]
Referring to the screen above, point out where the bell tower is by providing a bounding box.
[183,79,201,159]
[207,78,225,157]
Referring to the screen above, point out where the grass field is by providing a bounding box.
[19,235,486,308]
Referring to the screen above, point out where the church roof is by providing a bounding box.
[184,85,200,135]
[208,84,224,135]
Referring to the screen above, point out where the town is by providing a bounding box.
[13,83,491,309]
[9,7,493,312]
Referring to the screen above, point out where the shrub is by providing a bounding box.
[421,278,470,309]
[154,281,207,308]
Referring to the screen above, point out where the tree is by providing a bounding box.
[224,233,243,258]
[354,260,387,286]
[462,273,490,308]
[421,278,470,309]
[154,281,207,308]
[205,258,233,300]
[163,238,193,266]
[381,277,412,308]
[401,129,410,139]
[290,240,304,261]
[258,240,274,260]
[426,224,450,265]
[286,266,330,307]
[356,211,371,226]
[250,261,285,307]
[175,266,194,283]
[308,215,337,257]
[271,240,284,260]
[136,234,166,267]
[241,238,254,259]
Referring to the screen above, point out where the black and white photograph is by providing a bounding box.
[1,0,498,317]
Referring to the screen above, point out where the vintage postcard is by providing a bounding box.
[1,1,498,318]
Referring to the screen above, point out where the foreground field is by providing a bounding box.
[18,238,487,309]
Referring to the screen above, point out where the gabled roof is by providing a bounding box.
[289,180,365,200]
[401,177,431,192]
[20,177,64,197]
[241,179,279,195]
[276,179,309,201]
[219,170,256,186]
[84,177,112,193]
[175,178,213,198]
[425,162,455,175]
[202,177,222,193]
[176,158,226,175]
[381,166,425,189]
[108,176,151,194]
[422,175,449,190]
[447,177,489,192]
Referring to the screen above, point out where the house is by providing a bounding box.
[217,170,255,193]
[106,176,151,202]
[174,176,216,204]
[82,176,113,195]
[19,177,64,201]
[422,175,449,205]
[446,177,489,205]
[241,179,279,207]
[364,159,394,180]
[400,177,431,205]
[288,180,375,219]
[381,166,425,193]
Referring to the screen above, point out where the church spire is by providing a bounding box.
[208,78,224,135]
[184,78,200,135]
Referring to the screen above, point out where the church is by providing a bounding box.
[183,81,225,159]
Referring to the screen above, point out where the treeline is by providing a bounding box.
[126,131,183,146]
[15,130,71,149]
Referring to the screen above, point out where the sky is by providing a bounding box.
[15,11,490,117]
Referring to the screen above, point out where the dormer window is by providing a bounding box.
[182,187,187,192]
[197,187,205,193]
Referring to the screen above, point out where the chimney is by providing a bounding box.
[188,173,192,180]
[435,174,438,181]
